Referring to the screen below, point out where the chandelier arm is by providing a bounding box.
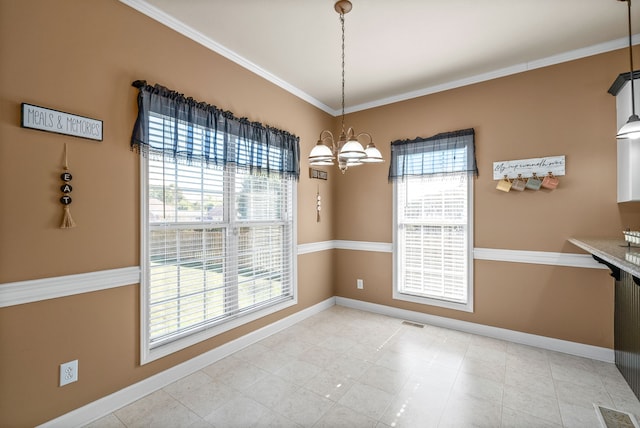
[319,129,335,141]
[355,132,373,144]
[318,130,339,155]
[327,139,339,156]
[345,127,356,139]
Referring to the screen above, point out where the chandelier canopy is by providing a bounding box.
[308,0,384,173]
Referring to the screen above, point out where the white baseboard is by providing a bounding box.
[38,297,336,428]
[40,294,616,427]
[335,297,615,363]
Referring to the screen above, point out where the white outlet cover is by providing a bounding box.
[60,360,78,386]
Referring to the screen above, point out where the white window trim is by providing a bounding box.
[392,174,474,313]
[139,154,298,365]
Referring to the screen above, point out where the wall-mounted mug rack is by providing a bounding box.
[493,155,565,193]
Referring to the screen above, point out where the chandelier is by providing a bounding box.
[617,0,640,140]
[308,0,384,173]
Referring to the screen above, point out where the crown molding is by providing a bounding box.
[118,0,335,115]
[347,36,638,114]
[119,0,640,116]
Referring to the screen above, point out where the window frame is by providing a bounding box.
[139,139,297,365]
[392,172,474,313]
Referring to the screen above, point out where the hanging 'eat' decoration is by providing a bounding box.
[60,143,76,228]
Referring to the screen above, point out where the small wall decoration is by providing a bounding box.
[511,174,527,191]
[525,173,543,190]
[309,168,326,222]
[541,173,559,190]
[59,144,76,228]
[309,168,328,180]
[492,155,565,180]
[21,103,103,141]
[496,176,512,192]
[316,191,322,223]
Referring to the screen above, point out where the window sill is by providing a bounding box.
[141,296,297,364]
[392,290,473,313]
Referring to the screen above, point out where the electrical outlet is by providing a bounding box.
[60,360,78,386]
[357,279,364,289]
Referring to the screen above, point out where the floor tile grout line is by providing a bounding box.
[86,306,640,428]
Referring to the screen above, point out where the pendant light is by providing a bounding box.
[308,0,384,173]
[617,0,640,140]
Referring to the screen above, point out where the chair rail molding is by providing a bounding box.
[1,243,603,308]
[0,267,141,308]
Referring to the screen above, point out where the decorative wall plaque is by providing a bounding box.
[21,103,103,141]
[309,168,328,180]
[492,155,565,180]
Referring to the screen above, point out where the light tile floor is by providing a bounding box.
[86,306,640,428]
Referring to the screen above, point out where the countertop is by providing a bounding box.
[569,238,640,278]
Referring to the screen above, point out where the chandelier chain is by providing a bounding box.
[307,1,383,170]
[341,12,346,129]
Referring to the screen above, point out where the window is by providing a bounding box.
[390,129,476,312]
[131,82,299,363]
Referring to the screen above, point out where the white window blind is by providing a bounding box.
[396,174,469,304]
[391,129,475,312]
[142,114,295,360]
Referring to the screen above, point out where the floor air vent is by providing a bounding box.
[594,404,639,428]
[401,321,424,328]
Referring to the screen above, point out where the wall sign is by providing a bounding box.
[21,103,103,141]
[492,155,565,180]
[309,168,328,180]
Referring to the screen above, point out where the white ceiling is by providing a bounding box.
[122,0,639,115]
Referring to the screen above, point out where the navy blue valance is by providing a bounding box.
[130,80,300,180]
[388,128,477,181]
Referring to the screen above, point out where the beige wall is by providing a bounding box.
[332,48,640,348]
[1,0,639,426]
[0,1,334,426]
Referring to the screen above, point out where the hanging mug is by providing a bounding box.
[496,175,512,192]
[541,172,559,190]
[526,173,542,190]
[511,174,526,191]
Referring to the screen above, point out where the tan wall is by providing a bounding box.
[2,0,640,426]
[333,48,640,348]
[0,1,334,426]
